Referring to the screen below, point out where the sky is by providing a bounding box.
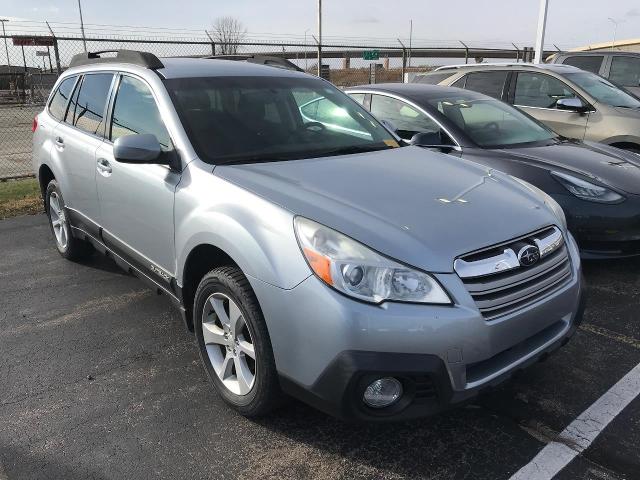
[2,0,640,50]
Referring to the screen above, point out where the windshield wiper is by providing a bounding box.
[218,144,393,165]
[311,144,392,158]
[219,153,306,165]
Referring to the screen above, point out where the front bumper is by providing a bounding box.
[249,234,584,421]
[557,193,640,259]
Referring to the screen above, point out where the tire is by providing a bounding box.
[194,266,283,416]
[45,180,93,260]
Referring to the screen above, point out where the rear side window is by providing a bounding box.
[462,71,508,99]
[514,72,578,109]
[413,72,454,85]
[66,73,114,135]
[110,76,172,150]
[48,76,76,121]
[562,56,603,74]
[609,56,640,88]
[451,76,467,88]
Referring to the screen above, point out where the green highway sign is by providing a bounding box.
[362,50,380,60]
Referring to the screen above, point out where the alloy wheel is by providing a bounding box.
[201,292,257,396]
[49,191,68,250]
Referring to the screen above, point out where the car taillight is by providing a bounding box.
[32,115,38,133]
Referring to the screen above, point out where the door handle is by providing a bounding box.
[96,158,112,176]
[55,136,64,148]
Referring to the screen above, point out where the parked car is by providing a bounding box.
[33,50,584,421]
[548,51,640,96]
[415,63,640,152]
[345,84,640,259]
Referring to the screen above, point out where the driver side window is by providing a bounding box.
[369,94,440,140]
[110,75,172,150]
[514,72,578,109]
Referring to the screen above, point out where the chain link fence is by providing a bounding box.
[0,33,531,179]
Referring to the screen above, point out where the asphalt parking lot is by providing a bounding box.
[1,214,639,480]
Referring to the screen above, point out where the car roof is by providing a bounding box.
[157,57,310,79]
[65,52,312,80]
[345,83,491,103]
[556,50,640,57]
[434,62,584,74]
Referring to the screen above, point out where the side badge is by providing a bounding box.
[150,264,171,281]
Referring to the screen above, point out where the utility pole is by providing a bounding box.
[0,18,10,69]
[317,0,322,77]
[534,0,549,64]
[77,0,87,52]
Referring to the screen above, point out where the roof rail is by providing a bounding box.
[434,62,536,71]
[69,50,164,70]
[205,54,303,72]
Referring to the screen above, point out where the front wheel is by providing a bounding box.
[45,180,93,260]
[194,266,283,416]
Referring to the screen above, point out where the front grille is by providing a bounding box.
[456,227,572,320]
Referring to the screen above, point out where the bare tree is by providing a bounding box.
[210,17,247,55]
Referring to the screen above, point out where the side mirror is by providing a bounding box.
[556,97,588,112]
[113,134,163,164]
[410,131,461,152]
[410,131,441,146]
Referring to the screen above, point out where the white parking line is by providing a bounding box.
[510,361,640,480]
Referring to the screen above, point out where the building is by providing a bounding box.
[570,38,640,54]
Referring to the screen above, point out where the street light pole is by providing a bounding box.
[0,19,11,69]
[77,0,87,52]
[317,0,322,77]
[534,0,549,64]
[608,18,620,49]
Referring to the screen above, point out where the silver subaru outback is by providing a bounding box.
[32,50,584,421]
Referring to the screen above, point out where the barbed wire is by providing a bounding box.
[0,19,575,50]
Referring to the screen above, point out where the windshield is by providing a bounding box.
[564,72,640,109]
[164,76,398,164]
[426,96,557,148]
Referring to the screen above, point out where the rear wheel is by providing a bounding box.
[194,266,283,416]
[45,180,93,260]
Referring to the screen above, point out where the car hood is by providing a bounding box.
[494,140,640,195]
[215,146,559,273]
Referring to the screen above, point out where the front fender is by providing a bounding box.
[174,162,311,289]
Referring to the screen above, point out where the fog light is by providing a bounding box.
[363,377,403,408]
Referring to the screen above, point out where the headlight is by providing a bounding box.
[293,217,451,305]
[551,171,624,203]
[509,176,567,231]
